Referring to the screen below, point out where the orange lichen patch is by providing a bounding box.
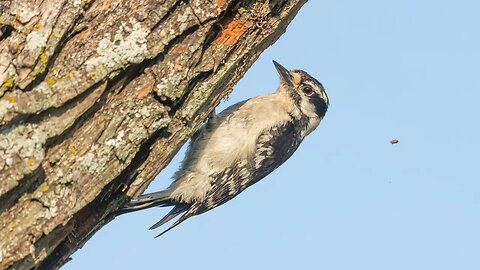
[8,95,15,103]
[214,17,248,46]
[34,23,41,29]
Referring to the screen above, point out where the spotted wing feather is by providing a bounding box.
[193,118,304,215]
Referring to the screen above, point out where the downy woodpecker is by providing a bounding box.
[120,61,329,237]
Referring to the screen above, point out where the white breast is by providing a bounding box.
[168,91,298,203]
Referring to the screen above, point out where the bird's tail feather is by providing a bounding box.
[117,190,195,237]
[149,204,190,230]
[117,190,173,214]
[154,209,193,238]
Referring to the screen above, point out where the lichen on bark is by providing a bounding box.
[0,0,307,269]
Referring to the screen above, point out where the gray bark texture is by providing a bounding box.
[0,0,307,269]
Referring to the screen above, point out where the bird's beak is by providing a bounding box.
[273,60,294,87]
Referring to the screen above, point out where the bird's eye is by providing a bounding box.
[302,86,314,96]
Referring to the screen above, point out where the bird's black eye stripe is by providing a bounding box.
[309,92,328,118]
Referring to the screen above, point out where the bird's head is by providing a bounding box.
[273,61,329,120]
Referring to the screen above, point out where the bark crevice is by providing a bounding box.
[0,1,308,269]
[0,166,46,213]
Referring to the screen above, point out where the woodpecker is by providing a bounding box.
[119,61,329,237]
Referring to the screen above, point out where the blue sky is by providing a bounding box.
[65,1,480,269]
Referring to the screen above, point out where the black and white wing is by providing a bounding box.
[193,119,304,215]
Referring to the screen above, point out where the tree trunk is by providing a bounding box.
[0,0,306,269]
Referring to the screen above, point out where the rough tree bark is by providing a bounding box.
[0,0,307,269]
